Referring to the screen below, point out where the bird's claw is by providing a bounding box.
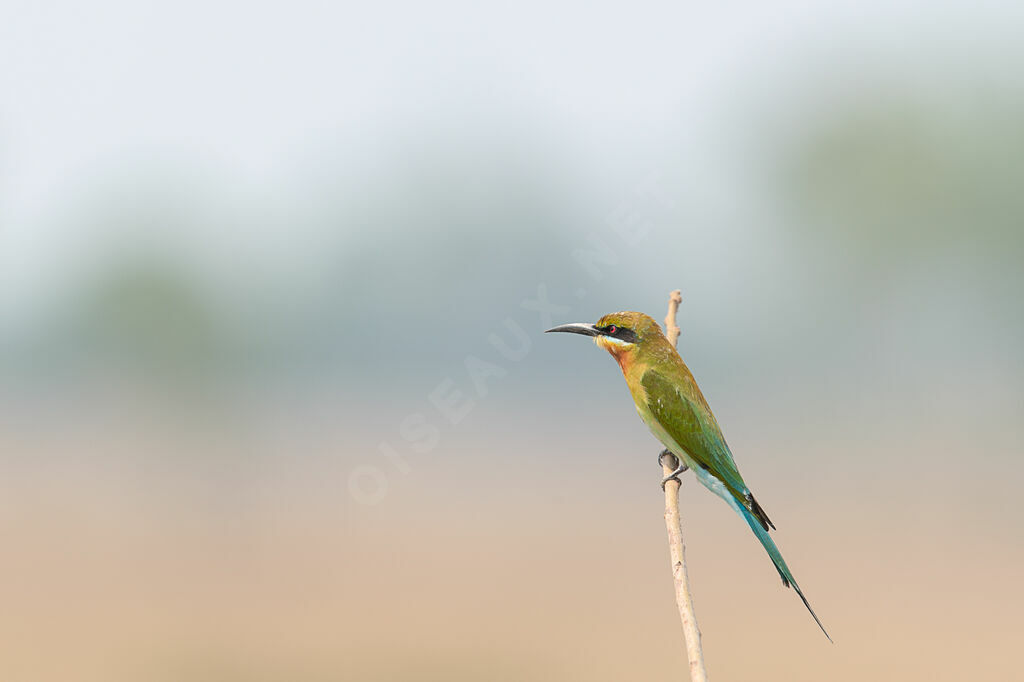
[661,467,688,491]
[658,449,688,490]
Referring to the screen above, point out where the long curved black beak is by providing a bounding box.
[545,322,600,337]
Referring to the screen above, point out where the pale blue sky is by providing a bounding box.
[2,0,1021,321]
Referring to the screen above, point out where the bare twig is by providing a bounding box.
[664,290,682,347]
[661,290,708,682]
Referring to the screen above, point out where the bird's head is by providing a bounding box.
[545,311,665,371]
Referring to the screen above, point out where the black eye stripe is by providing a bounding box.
[596,325,639,343]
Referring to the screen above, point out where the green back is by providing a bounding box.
[641,366,751,507]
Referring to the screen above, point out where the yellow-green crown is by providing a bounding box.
[594,311,663,341]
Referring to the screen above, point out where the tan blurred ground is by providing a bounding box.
[2,395,1020,682]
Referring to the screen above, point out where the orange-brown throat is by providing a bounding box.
[595,335,637,374]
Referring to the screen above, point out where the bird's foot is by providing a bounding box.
[658,449,688,490]
[661,465,688,490]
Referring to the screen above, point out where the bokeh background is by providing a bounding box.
[2,1,1023,680]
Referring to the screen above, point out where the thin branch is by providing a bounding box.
[664,290,682,347]
[661,290,708,682]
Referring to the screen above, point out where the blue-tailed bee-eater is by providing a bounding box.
[547,311,830,641]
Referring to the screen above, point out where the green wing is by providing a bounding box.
[642,368,775,531]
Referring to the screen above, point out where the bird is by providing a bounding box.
[546,310,830,641]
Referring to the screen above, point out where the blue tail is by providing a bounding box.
[734,501,832,642]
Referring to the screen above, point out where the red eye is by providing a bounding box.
[608,325,618,334]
